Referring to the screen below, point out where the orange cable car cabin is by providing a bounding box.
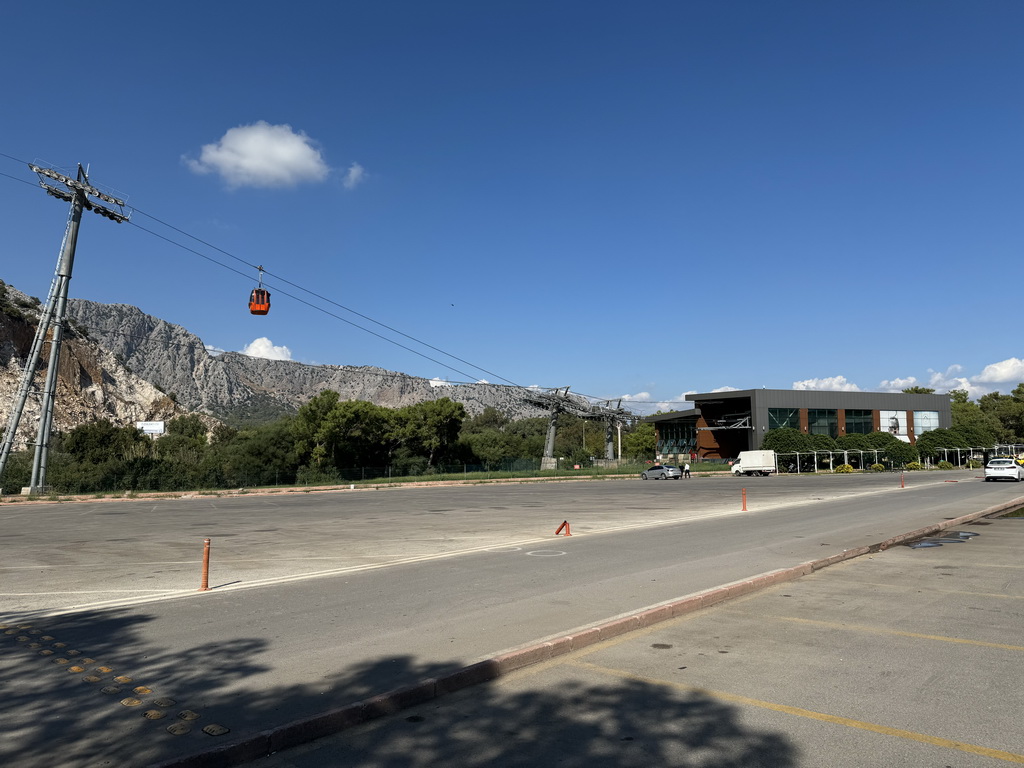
[249,287,271,315]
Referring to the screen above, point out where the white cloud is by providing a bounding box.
[878,376,918,392]
[620,391,653,402]
[205,344,225,357]
[342,162,366,190]
[241,337,292,361]
[973,357,1024,385]
[620,391,695,414]
[429,377,451,388]
[792,376,861,392]
[711,386,739,393]
[921,365,981,398]
[185,121,329,189]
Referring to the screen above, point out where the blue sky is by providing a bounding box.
[1,1,1022,415]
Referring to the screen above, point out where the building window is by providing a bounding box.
[657,422,697,454]
[845,409,873,435]
[880,410,906,437]
[769,408,800,430]
[807,409,838,439]
[914,411,939,435]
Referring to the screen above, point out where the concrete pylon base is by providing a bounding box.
[540,457,558,471]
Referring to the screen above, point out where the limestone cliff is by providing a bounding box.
[0,282,184,450]
[62,298,545,423]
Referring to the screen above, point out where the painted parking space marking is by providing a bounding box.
[746,614,1024,653]
[570,659,1024,764]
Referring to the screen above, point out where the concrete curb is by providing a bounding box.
[150,497,1023,768]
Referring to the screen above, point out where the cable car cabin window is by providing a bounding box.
[249,288,271,315]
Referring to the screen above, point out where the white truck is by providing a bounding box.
[730,449,777,477]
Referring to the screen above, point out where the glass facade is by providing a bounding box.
[768,408,801,430]
[657,422,697,455]
[807,409,838,438]
[844,409,873,435]
[914,411,939,435]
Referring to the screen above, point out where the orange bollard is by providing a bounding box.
[555,520,572,536]
[741,488,747,511]
[900,471,905,489]
[199,538,211,592]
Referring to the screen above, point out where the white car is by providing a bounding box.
[984,458,1024,482]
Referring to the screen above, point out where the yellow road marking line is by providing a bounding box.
[828,580,1024,598]
[752,615,1024,652]
[569,660,1024,764]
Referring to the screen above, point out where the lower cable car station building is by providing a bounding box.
[646,389,952,463]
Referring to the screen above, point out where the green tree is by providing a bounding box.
[864,430,900,450]
[622,422,656,460]
[166,414,208,445]
[63,420,149,464]
[761,428,812,453]
[913,428,964,461]
[979,385,1024,443]
[885,440,918,466]
[506,417,549,458]
[292,390,343,468]
[950,391,998,447]
[901,386,936,394]
[397,398,466,467]
[808,433,837,452]
[836,433,870,451]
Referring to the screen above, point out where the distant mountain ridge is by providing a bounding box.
[61,298,546,425]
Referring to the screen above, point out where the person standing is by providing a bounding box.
[683,462,691,478]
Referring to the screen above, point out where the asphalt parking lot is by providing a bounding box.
[248,515,1024,768]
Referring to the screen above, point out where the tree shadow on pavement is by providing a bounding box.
[253,656,795,768]
[0,610,794,768]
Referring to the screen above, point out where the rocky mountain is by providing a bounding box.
[22,290,544,428]
[0,283,184,450]
[0,279,546,448]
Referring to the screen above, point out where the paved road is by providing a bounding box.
[252,515,1024,768]
[0,470,1020,767]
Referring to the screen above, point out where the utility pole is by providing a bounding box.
[0,164,128,494]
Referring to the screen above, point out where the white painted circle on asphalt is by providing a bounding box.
[526,550,567,557]
[484,546,524,553]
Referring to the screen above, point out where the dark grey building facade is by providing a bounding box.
[648,389,952,461]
